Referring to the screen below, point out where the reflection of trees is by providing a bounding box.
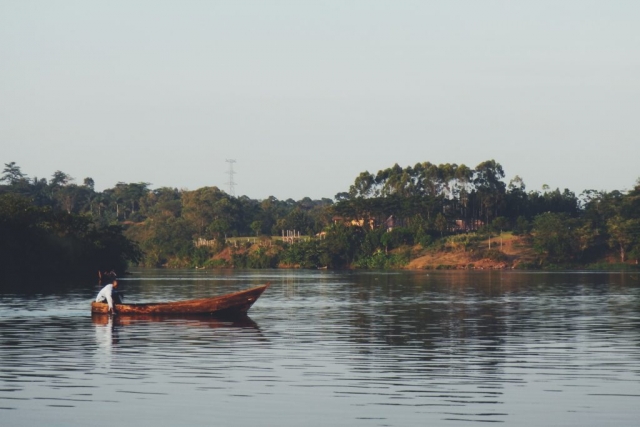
[343,273,509,351]
[329,272,598,385]
[335,271,640,376]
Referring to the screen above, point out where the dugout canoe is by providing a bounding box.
[91,283,270,316]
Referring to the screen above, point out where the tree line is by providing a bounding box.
[0,164,142,285]
[1,160,639,276]
[333,160,639,267]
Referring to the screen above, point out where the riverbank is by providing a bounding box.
[406,233,538,270]
[185,232,636,271]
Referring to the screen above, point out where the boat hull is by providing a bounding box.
[91,283,269,317]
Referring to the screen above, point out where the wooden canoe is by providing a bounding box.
[91,283,269,317]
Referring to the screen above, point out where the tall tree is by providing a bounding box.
[607,215,639,263]
[1,162,27,185]
[473,160,506,224]
[532,213,578,264]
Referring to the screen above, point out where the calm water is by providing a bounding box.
[1,269,639,426]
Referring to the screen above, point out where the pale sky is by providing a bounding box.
[1,1,639,200]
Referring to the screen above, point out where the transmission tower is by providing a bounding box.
[226,159,237,196]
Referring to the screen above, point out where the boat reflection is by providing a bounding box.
[91,312,260,329]
[91,313,267,378]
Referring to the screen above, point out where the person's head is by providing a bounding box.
[113,279,119,288]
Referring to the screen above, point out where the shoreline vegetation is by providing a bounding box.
[2,160,639,286]
[188,231,638,271]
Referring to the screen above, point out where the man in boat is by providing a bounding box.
[95,279,123,314]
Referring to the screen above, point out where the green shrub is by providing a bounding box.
[586,263,638,271]
[478,248,509,262]
[514,261,540,270]
[204,259,228,268]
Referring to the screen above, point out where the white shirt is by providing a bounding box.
[96,284,116,311]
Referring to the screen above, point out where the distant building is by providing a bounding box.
[332,216,376,230]
[384,215,396,232]
[452,219,484,232]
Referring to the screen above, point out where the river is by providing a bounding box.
[1,269,639,426]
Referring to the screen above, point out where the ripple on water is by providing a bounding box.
[1,271,640,426]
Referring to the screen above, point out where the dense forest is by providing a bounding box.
[1,160,639,280]
[0,164,142,284]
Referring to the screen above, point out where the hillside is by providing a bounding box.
[406,233,538,270]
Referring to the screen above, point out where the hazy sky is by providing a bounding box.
[2,1,638,200]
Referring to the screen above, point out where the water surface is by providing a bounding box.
[1,269,639,426]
